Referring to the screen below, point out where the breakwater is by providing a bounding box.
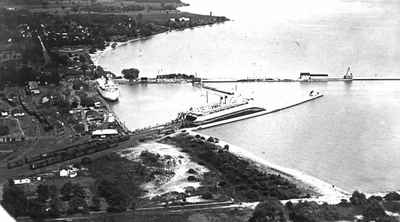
[202,77,400,83]
[201,85,234,95]
[191,93,323,130]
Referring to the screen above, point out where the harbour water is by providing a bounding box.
[96,0,400,193]
[96,0,400,79]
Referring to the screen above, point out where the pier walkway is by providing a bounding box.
[191,93,323,130]
[201,85,234,95]
[202,77,400,83]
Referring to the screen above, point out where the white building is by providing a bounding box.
[92,129,118,138]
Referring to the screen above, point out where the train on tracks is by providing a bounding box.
[7,135,130,170]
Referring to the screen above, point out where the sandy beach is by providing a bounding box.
[186,130,350,204]
[119,142,209,198]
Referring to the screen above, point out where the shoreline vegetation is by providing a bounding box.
[159,132,312,201]
[183,131,349,203]
[159,132,400,221]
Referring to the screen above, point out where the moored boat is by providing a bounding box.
[96,76,120,101]
[183,97,265,126]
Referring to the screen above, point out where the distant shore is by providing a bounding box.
[90,16,229,75]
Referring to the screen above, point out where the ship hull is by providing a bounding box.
[97,87,119,101]
[192,107,265,126]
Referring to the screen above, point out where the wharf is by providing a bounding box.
[202,77,400,83]
[191,93,323,130]
[202,85,234,95]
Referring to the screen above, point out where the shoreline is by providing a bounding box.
[90,22,229,74]
[186,130,350,204]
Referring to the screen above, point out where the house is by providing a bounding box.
[27,81,40,95]
[13,178,31,184]
[60,168,78,178]
[41,96,50,104]
[11,109,25,117]
[0,135,25,143]
[0,110,8,117]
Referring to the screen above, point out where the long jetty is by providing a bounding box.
[202,85,234,95]
[201,77,400,83]
[191,93,323,130]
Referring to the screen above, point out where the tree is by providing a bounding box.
[384,192,400,201]
[122,68,139,80]
[106,189,129,213]
[0,125,9,136]
[37,184,51,201]
[2,184,28,217]
[362,199,387,221]
[97,179,129,213]
[288,201,320,222]
[80,64,88,75]
[61,182,74,201]
[90,196,101,211]
[72,184,86,199]
[48,197,63,218]
[68,196,88,214]
[249,199,289,222]
[350,191,367,206]
[27,198,47,219]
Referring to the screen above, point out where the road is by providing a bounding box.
[16,200,256,222]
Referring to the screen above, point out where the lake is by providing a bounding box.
[98,0,400,193]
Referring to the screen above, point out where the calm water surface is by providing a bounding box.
[98,0,400,193]
[200,81,400,193]
[97,0,400,78]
